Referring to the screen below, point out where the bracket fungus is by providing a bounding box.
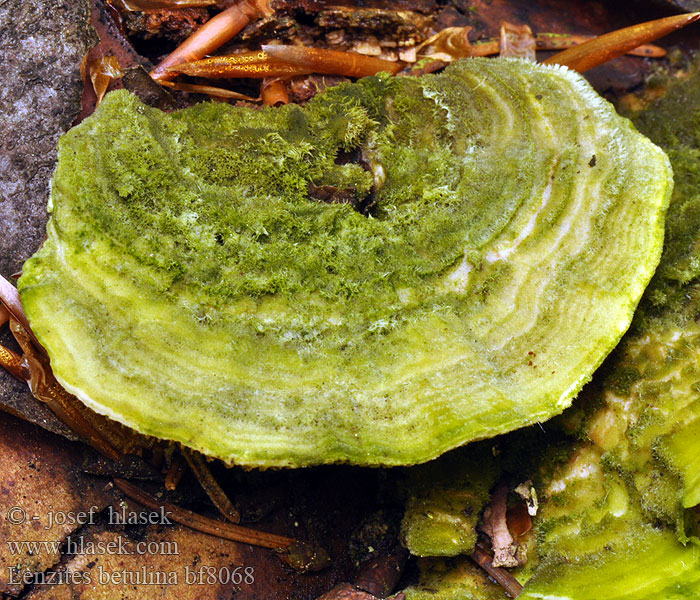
[18,58,671,467]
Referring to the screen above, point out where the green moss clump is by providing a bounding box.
[401,444,498,557]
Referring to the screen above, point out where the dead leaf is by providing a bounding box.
[500,21,536,60]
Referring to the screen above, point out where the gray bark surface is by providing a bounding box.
[0,0,95,437]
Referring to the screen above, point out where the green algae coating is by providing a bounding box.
[521,525,700,600]
[404,558,506,600]
[19,58,671,467]
[400,445,497,557]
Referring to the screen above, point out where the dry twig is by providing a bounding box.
[114,478,295,549]
[545,12,700,72]
[470,542,523,598]
[182,446,241,523]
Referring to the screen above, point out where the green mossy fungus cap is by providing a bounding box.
[19,58,672,467]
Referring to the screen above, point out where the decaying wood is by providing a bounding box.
[0,0,99,441]
[122,6,211,42]
[0,0,95,280]
[0,410,396,598]
[0,415,116,596]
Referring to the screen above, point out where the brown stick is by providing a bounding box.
[150,0,271,81]
[158,79,260,100]
[544,12,700,72]
[471,41,500,57]
[114,478,295,549]
[29,372,123,461]
[535,34,664,57]
[0,304,9,328]
[182,447,241,523]
[164,454,185,490]
[471,35,664,58]
[167,53,312,78]
[0,274,43,350]
[470,543,523,598]
[261,45,403,78]
[0,344,28,381]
